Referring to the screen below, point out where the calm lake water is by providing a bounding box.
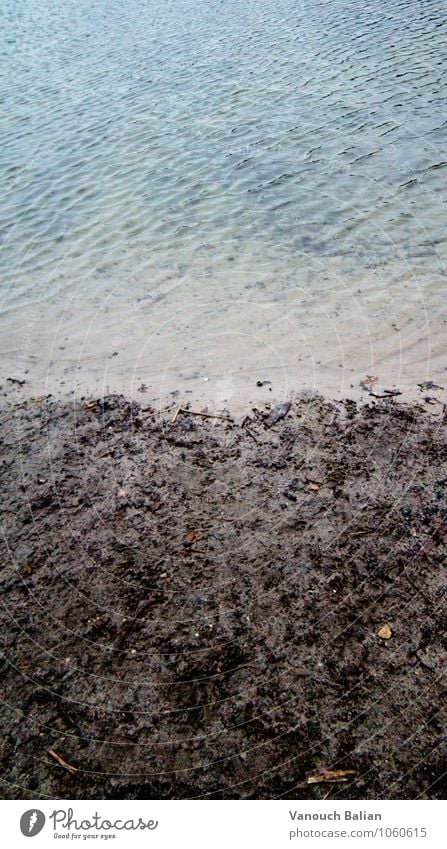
[1,0,446,409]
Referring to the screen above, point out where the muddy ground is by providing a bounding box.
[0,391,446,799]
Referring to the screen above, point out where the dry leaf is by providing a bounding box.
[307,769,356,785]
[378,623,392,640]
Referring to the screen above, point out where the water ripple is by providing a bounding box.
[0,0,446,403]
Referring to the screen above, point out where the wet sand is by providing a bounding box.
[2,251,446,416]
[0,390,446,799]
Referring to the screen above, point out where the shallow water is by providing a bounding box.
[1,0,446,410]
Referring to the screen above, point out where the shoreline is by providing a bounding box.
[1,391,446,799]
[2,249,446,418]
[2,361,447,422]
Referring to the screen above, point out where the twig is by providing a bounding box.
[174,408,233,422]
[243,426,260,444]
[48,749,78,774]
[307,769,356,785]
[346,529,371,537]
[171,405,182,423]
[369,390,402,399]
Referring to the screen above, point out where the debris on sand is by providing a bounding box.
[418,381,443,392]
[264,400,292,427]
[359,377,402,399]
[6,377,26,386]
[1,393,446,800]
[360,375,379,390]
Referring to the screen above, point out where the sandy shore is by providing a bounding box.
[0,391,446,799]
[2,250,447,417]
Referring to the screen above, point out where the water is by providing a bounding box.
[1,0,446,410]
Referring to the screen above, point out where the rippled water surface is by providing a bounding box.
[1,0,446,408]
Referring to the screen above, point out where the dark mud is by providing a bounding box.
[1,393,446,799]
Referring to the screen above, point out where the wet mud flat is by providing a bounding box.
[0,392,446,800]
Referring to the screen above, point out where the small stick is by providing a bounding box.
[307,769,356,785]
[176,408,233,422]
[369,390,402,399]
[244,426,260,444]
[171,405,182,423]
[48,749,78,774]
[346,529,371,537]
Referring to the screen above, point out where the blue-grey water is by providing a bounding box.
[1,0,446,409]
